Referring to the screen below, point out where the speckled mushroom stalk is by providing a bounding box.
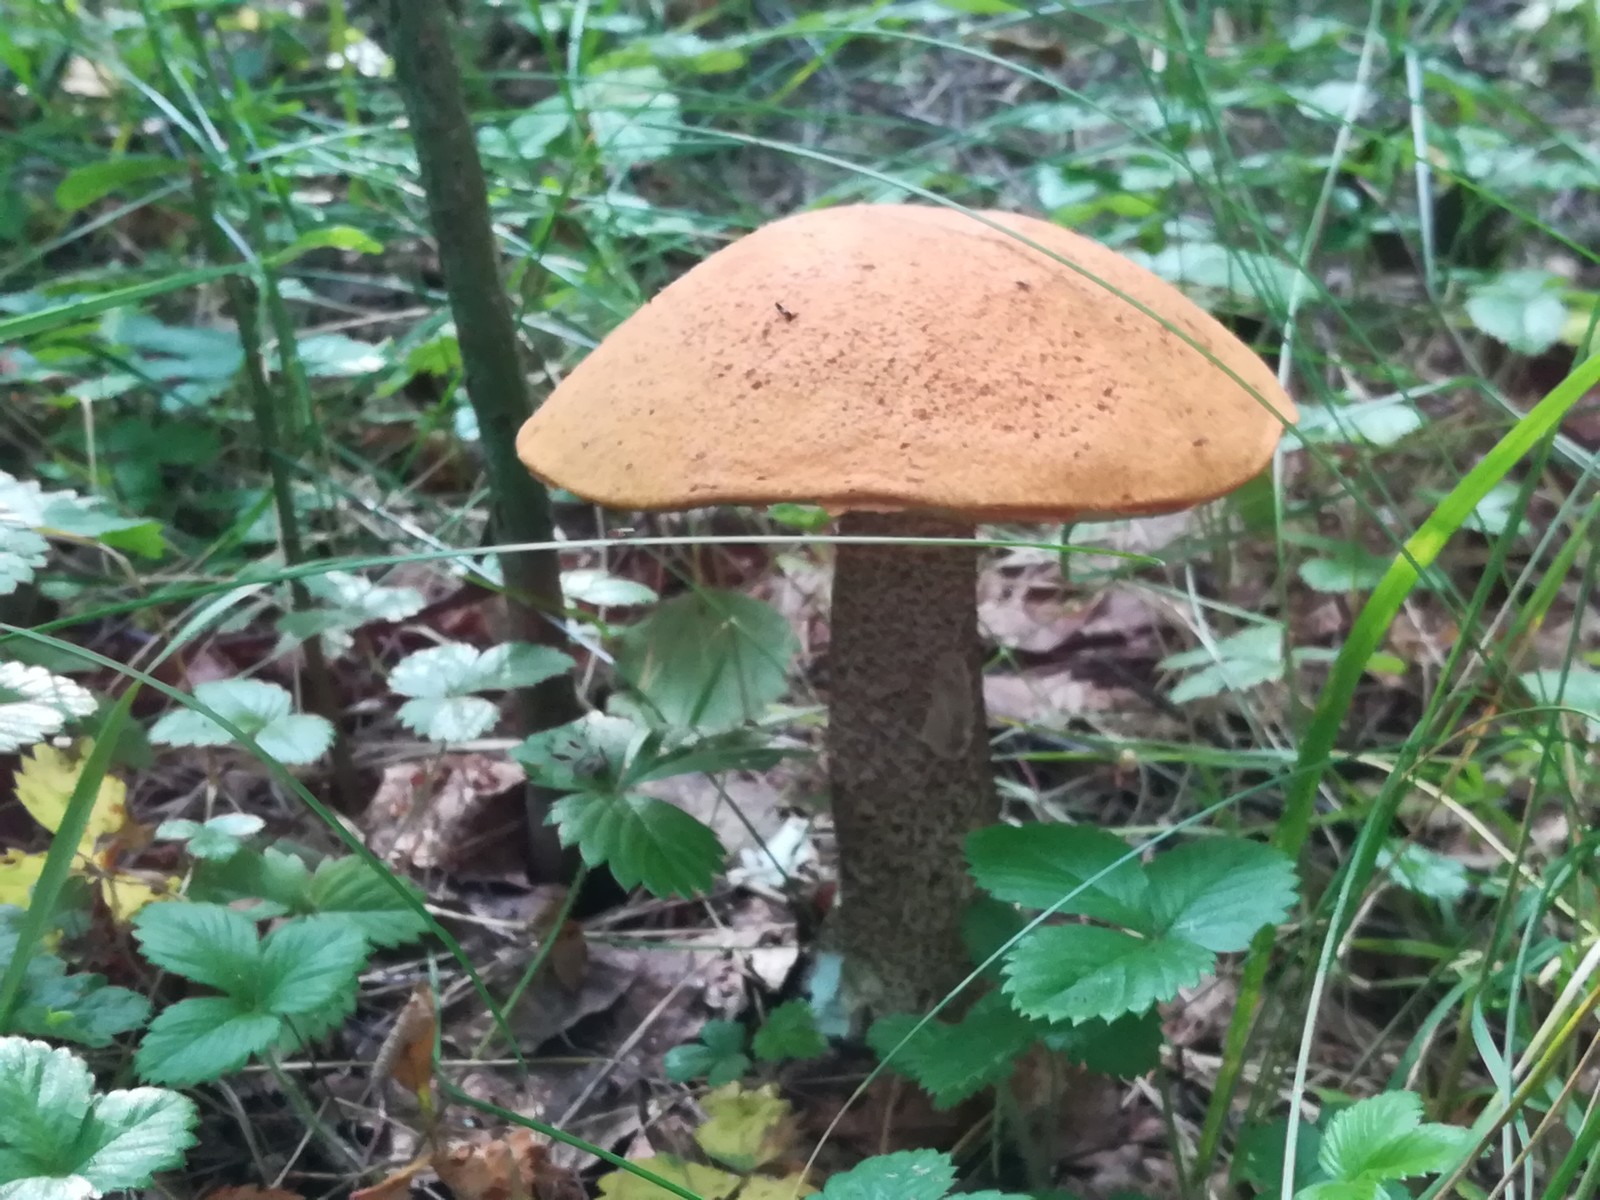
[827,512,996,1012]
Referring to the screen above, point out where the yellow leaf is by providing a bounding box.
[0,850,45,909]
[14,741,128,855]
[596,1156,811,1200]
[96,869,174,921]
[695,1083,796,1173]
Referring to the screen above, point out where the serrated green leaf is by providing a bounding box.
[0,526,49,599]
[304,856,427,947]
[1519,666,1600,735]
[257,916,367,1015]
[188,845,311,916]
[1317,1092,1471,1186]
[292,332,390,378]
[133,996,280,1086]
[694,1083,793,1171]
[1298,545,1391,594]
[397,695,500,742]
[1376,842,1469,903]
[664,1019,749,1085]
[0,664,97,753]
[514,712,637,792]
[869,992,1035,1108]
[156,813,263,862]
[821,1149,955,1200]
[390,641,572,699]
[1161,623,1286,703]
[1296,402,1424,447]
[753,999,828,1063]
[0,1038,93,1160]
[965,824,1151,928]
[1042,1010,1162,1078]
[1004,925,1214,1025]
[69,1087,197,1192]
[562,568,657,608]
[1466,271,1568,355]
[615,590,795,730]
[551,789,724,898]
[1143,839,1297,953]
[131,903,259,995]
[149,679,333,763]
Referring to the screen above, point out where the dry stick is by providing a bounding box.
[383,0,582,881]
[189,166,362,814]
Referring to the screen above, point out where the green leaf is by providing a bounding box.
[0,266,249,343]
[1003,925,1214,1025]
[54,156,182,213]
[304,856,428,947]
[1296,402,1424,447]
[821,1149,955,1200]
[267,225,385,268]
[614,590,796,730]
[6,955,150,1048]
[1143,840,1297,953]
[134,996,281,1086]
[1466,271,1568,355]
[397,695,501,742]
[1376,842,1469,903]
[579,67,682,165]
[188,845,311,917]
[0,526,49,599]
[562,568,658,608]
[131,903,260,995]
[1161,623,1286,703]
[868,992,1036,1108]
[257,916,367,1016]
[148,679,334,764]
[155,813,263,861]
[664,1019,749,1086]
[1298,543,1393,594]
[550,789,724,898]
[1043,1010,1163,1078]
[752,999,828,1063]
[292,332,390,378]
[0,1037,93,1160]
[1518,666,1600,736]
[0,664,97,754]
[1316,1092,1471,1187]
[69,1086,197,1192]
[1235,1116,1323,1193]
[514,712,636,792]
[965,824,1151,928]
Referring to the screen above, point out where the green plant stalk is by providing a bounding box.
[188,165,361,814]
[383,0,582,881]
[0,688,139,1033]
[1193,349,1600,1180]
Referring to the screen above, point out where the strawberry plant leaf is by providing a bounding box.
[868,991,1036,1109]
[1003,925,1214,1025]
[752,999,828,1063]
[257,916,368,1015]
[133,996,280,1086]
[966,824,1151,928]
[396,694,500,742]
[1160,623,1286,703]
[1043,1010,1162,1077]
[0,525,49,598]
[0,664,96,754]
[188,845,312,917]
[155,813,263,862]
[389,641,572,699]
[1315,1092,1471,1188]
[303,855,428,947]
[1143,839,1297,953]
[68,1087,198,1193]
[664,1018,749,1085]
[148,679,334,764]
[0,1037,196,1195]
[550,789,723,898]
[820,1149,955,1200]
[131,902,259,995]
[614,589,796,731]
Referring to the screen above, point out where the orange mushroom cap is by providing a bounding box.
[516,204,1297,522]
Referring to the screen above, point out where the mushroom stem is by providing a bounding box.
[828,511,997,1014]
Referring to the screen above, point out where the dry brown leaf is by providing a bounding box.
[531,892,589,992]
[433,1128,580,1200]
[350,1154,431,1200]
[376,983,438,1096]
[366,755,529,880]
[203,1189,304,1200]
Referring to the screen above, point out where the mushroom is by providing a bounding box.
[516,204,1297,1014]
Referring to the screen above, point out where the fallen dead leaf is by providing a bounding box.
[694,1083,796,1173]
[434,1127,582,1200]
[982,668,1128,728]
[350,1155,431,1200]
[366,755,529,880]
[376,983,437,1097]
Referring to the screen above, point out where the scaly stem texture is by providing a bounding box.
[829,512,996,1014]
[385,0,581,880]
